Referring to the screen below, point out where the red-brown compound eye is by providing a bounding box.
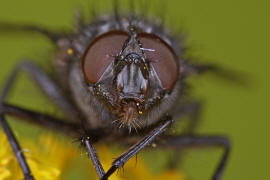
[83,31,129,84]
[138,33,179,90]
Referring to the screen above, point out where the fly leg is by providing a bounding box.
[1,61,80,119]
[2,103,80,135]
[180,62,222,76]
[166,101,202,169]
[159,135,230,180]
[83,136,105,179]
[173,101,202,134]
[180,61,247,85]
[1,103,110,180]
[0,61,80,180]
[101,116,173,180]
[0,114,34,180]
[0,22,64,42]
[0,104,80,180]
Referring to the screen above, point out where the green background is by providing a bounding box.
[0,0,269,179]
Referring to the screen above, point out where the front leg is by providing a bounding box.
[0,115,34,180]
[1,60,79,120]
[101,116,173,180]
[83,135,105,179]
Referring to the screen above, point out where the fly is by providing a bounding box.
[0,1,237,180]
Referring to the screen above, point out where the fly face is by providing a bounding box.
[81,21,179,130]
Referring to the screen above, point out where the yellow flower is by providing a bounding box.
[0,133,77,180]
[0,133,185,180]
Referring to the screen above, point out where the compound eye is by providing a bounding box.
[138,33,179,90]
[83,31,129,84]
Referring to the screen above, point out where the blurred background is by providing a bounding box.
[0,0,269,180]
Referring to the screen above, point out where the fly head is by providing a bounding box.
[82,26,179,130]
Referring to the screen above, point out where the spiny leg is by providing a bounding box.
[0,61,106,179]
[0,66,36,179]
[2,103,80,135]
[0,114,34,180]
[159,135,230,180]
[83,136,105,179]
[0,60,80,179]
[1,61,80,120]
[0,104,81,180]
[2,101,111,179]
[101,116,173,180]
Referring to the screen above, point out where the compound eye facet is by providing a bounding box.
[138,33,179,90]
[83,31,129,84]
